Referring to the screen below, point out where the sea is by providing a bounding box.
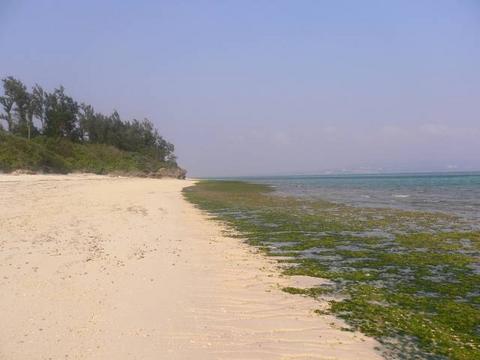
[233,172,480,222]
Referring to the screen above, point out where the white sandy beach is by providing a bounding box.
[0,174,381,359]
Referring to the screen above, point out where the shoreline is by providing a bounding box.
[185,180,480,360]
[0,174,381,359]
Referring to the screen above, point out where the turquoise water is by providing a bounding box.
[237,172,480,221]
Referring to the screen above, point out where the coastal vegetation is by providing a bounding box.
[0,76,183,176]
[184,180,480,360]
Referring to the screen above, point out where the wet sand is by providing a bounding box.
[0,174,381,359]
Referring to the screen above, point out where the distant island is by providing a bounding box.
[0,76,185,178]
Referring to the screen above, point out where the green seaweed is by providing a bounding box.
[183,180,480,360]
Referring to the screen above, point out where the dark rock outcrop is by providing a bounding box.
[150,167,187,179]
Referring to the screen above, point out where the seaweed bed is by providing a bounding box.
[184,180,480,360]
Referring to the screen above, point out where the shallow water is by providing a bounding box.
[236,172,480,221]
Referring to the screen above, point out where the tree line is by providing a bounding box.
[0,76,176,163]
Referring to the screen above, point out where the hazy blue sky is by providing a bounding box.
[1,1,479,176]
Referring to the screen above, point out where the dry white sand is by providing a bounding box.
[0,174,382,359]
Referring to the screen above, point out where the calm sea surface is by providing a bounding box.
[233,172,480,221]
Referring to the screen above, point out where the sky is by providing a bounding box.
[0,0,479,177]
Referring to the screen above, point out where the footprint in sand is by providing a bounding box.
[126,206,148,216]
